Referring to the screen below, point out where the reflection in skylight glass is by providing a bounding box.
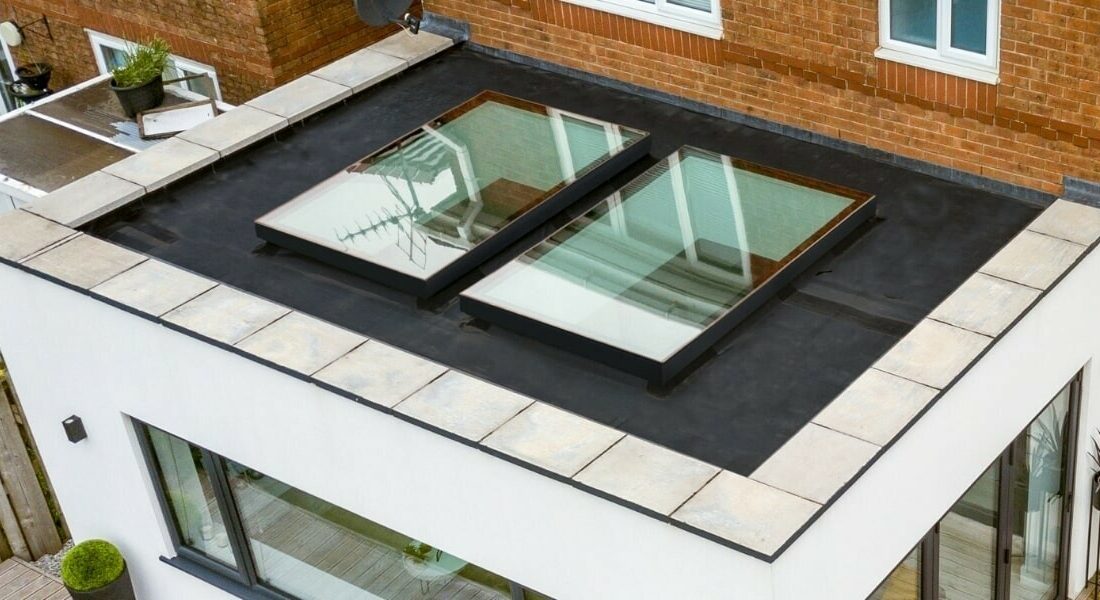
[463,146,868,364]
[256,92,646,291]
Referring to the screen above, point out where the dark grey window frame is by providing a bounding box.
[868,372,1083,600]
[135,421,548,600]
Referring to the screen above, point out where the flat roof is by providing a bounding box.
[87,46,1039,476]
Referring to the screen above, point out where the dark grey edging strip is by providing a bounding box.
[761,232,1100,559]
[0,254,775,563]
[1064,176,1100,208]
[463,42,1056,208]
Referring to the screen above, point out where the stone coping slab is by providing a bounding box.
[311,48,409,93]
[314,340,447,408]
[873,319,992,390]
[163,285,291,346]
[101,137,219,191]
[234,311,366,375]
[929,272,1041,338]
[0,209,76,262]
[483,402,625,478]
[979,230,1086,290]
[26,171,145,228]
[812,368,938,446]
[245,75,352,124]
[369,31,454,64]
[178,105,288,156]
[394,371,533,442]
[22,234,146,289]
[91,259,217,317]
[750,423,879,504]
[1026,199,1100,247]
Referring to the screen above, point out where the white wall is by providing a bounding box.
[0,263,772,600]
[771,243,1100,600]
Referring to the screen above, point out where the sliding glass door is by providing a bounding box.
[868,374,1081,600]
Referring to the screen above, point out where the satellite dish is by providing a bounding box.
[355,0,420,33]
[0,22,22,47]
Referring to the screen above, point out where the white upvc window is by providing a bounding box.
[86,30,222,101]
[876,0,1000,83]
[562,0,722,40]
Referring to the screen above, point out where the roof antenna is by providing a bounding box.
[355,0,421,35]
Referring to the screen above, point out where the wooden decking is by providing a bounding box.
[233,480,508,599]
[0,559,69,600]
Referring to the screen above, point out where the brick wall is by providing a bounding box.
[2,0,394,104]
[425,0,1100,196]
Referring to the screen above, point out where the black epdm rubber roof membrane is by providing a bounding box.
[92,46,1039,475]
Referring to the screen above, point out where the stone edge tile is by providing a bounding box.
[233,310,367,376]
[977,229,1087,290]
[21,233,148,289]
[927,272,1042,338]
[482,402,627,478]
[310,48,409,93]
[370,31,454,64]
[0,209,78,262]
[161,285,292,346]
[749,423,880,505]
[812,368,939,446]
[178,105,289,156]
[873,318,992,389]
[1025,198,1100,247]
[101,137,220,191]
[245,75,353,124]
[312,340,448,409]
[89,258,218,317]
[25,172,147,228]
[392,371,535,442]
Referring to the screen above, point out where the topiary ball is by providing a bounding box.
[61,539,126,592]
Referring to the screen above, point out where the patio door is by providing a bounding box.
[869,373,1081,600]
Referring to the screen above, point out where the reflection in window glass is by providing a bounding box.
[224,460,513,599]
[144,427,237,568]
[939,461,999,599]
[868,544,919,599]
[950,0,988,54]
[890,0,937,48]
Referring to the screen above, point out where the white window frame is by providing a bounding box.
[561,0,722,40]
[875,0,1000,84]
[86,29,223,101]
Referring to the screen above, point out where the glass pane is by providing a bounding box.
[225,461,512,599]
[464,146,864,362]
[890,0,937,48]
[868,544,920,600]
[144,427,237,568]
[101,46,128,72]
[668,0,712,12]
[950,0,988,54]
[1009,383,1072,599]
[939,461,999,599]
[257,92,645,285]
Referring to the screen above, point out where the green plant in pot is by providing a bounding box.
[109,38,170,118]
[60,539,136,600]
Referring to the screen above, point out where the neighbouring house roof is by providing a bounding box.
[3,29,1098,562]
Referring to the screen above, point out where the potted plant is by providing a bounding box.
[403,541,438,565]
[109,38,170,118]
[14,62,51,91]
[60,539,136,600]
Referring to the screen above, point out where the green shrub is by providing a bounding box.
[111,38,170,88]
[61,539,125,592]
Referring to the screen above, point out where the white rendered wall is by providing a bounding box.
[771,244,1100,600]
[0,264,773,600]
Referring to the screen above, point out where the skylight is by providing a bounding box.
[255,91,649,296]
[461,146,876,383]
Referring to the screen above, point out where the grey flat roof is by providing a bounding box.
[87,46,1039,477]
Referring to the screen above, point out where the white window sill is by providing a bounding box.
[559,0,723,40]
[874,47,999,85]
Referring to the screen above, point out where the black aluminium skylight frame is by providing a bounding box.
[460,147,878,384]
[254,91,652,298]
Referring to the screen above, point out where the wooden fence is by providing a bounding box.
[0,359,65,561]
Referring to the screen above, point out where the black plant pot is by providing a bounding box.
[65,564,136,600]
[110,74,165,118]
[1092,472,1100,511]
[15,62,51,91]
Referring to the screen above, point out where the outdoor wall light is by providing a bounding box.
[62,415,87,444]
[0,15,53,48]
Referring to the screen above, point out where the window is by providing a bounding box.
[138,423,552,599]
[877,0,999,83]
[561,0,721,39]
[87,30,222,101]
[865,374,1080,600]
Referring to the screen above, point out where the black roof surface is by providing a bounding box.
[93,47,1040,475]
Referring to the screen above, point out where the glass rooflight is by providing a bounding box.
[461,146,876,383]
[255,91,649,296]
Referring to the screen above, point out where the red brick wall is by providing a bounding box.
[2,0,394,104]
[425,0,1100,195]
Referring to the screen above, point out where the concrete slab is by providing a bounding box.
[23,234,146,289]
[1026,199,1100,247]
[673,471,820,556]
[311,48,408,93]
[102,137,220,190]
[574,436,719,516]
[163,285,290,345]
[26,171,146,228]
[235,311,366,375]
[979,230,1086,290]
[314,340,447,407]
[483,403,625,477]
[395,372,533,442]
[91,259,216,317]
[929,272,1041,337]
[750,423,879,504]
[178,105,288,156]
[813,368,938,446]
[874,319,991,389]
[370,31,453,64]
[246,75,352,123]
[0,210,75,262]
